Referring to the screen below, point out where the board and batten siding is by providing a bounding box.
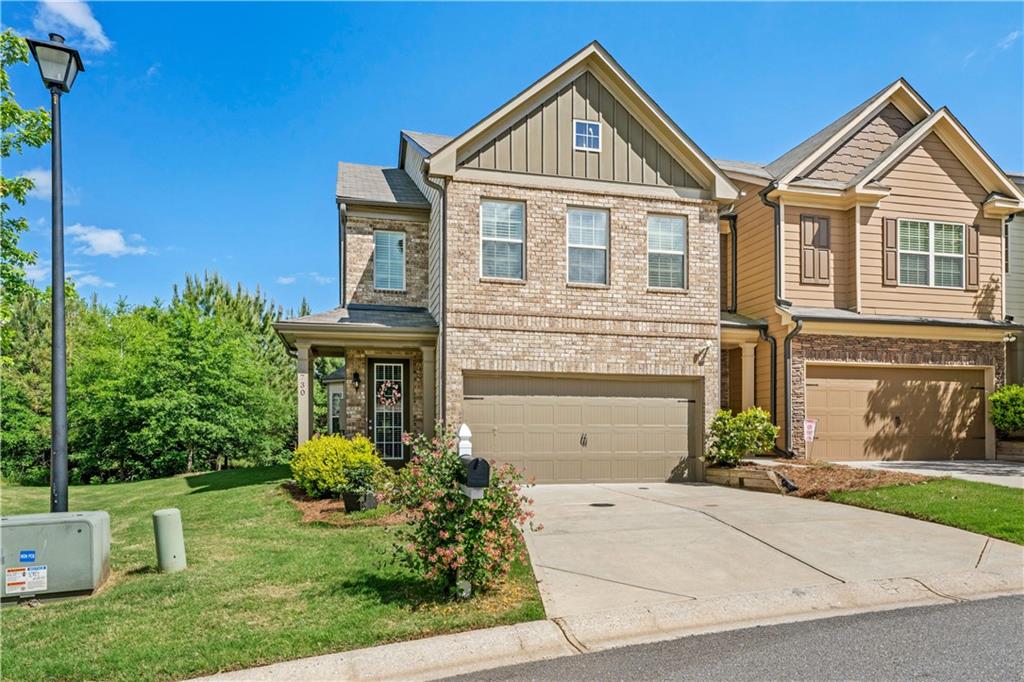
[783,205,856,309]
[460,71,703,189]
[859,132,1003,319]
[806,104,914,184]
[402,142,444,321]
[1005,213,1024,320]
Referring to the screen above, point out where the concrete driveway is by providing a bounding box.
[839,460,1024,489]
[523,483,1024,618]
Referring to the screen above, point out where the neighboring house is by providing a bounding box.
[1006,174,1024,385]
[275,42,1024,479]
[716,79,1024,461]
[275,42,738,482]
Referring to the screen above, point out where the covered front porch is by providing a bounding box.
[720,312,763,413]
[275,304,438,463]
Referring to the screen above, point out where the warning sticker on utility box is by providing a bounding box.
[5,565,47,594]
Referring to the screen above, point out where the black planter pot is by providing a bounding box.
[342,491,378,513]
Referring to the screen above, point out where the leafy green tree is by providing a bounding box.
[1,29,51,363]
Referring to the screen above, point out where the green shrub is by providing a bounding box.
[290,434,391,498]
[990,384,1024,435]
[385,427,540,595]
[704,407,779,467]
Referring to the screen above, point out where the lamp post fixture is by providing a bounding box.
[25,33,84,513]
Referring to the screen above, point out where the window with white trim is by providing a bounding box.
[567,208,608,284]
[647,215,687,289]
[480,200,525,279]
[897,219,964,288]
[573,120,601,152]
[373,230,405,290]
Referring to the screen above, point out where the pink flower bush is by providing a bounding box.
[384,425,540,595]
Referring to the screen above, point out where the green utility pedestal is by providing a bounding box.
[152,508,187,573]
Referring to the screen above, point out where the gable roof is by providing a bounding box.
[426,41,738,201]
[402,130,452,156]
[336,162,429,208]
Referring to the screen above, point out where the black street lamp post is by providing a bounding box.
[25,33,84,513]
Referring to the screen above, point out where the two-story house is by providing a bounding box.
[275,42,738,482]
[716,79,1024,461]
[275,42,1024,479]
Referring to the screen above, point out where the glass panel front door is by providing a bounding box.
[373,362,404,460]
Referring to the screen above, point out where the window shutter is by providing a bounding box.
[883,217,898,286]
[816,218,830,284]
[965,223,980,291]
[800,216,817,283]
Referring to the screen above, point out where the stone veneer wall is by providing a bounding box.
[344,215,429,307]
[789,334,1005,457]
[343,348,425,444]
[441,179,722,463]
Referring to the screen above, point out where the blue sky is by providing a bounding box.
[6,1,1022,313]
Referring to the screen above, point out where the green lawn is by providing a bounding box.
[830,478,1024,545]
[0,467,544,681]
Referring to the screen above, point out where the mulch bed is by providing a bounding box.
[754,462,929,500]
[280,482,408,527]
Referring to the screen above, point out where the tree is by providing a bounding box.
[1,29,51,364]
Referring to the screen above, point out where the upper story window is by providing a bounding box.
[647,215,687,289]
[480,200,525,280]
[898,219,964,288]
[573,120,601,152]
[373,230,405,291]
[567,208,609,285]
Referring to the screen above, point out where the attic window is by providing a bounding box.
[574,120,601,152]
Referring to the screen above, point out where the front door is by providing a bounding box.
[367,359,410,462]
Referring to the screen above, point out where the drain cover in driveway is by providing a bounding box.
[589,503,615,508]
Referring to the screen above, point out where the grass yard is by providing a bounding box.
[0,466,544,682]
[830,478,1024,545]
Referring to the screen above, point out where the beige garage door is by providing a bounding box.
[463,374,698,483]
[805,365,986,461]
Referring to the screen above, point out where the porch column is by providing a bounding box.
[296,343,315,445]
[421,345,436,435]
[740,342,756,411]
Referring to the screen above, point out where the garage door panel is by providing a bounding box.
[463,375,696,483]
[805,365,986,461]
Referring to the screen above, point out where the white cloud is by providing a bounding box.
[276,276,297,285]
[310,272,334,285]
[73,273,114,288]
[276,272,334,286]
[22,168,51,199]
[961,48,978,69]
[33,0,112,53]
[145,63,160,79]
[24,261,49,282]
[997,30,1021,50]
[67,224,148,257]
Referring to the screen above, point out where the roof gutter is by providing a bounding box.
[759,181,791,308]
[337,201,347,306]
[422,160,448,430]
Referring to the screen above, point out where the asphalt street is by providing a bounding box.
[445,596,1024,681]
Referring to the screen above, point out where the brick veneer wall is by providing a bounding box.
[789,334,1005,457]
[441,179,722,461]
[343,347,425,442]
[345,215,429,307]
[720,351,730,409]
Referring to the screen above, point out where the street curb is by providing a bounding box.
[196,570,1021,681]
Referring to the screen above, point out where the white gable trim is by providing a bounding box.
[428,42,739,201]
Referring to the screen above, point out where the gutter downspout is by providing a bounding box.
[422,163,448,428]
[337,201,348,306]
[725,214,738,313]
[758,182,791,309]
[757,326,777,426]
[782,318,803,457]
[760,181,795,456]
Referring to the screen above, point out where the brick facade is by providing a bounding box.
[343,347,425,448]
[789,334,1005,456]
[442,179,722,451]
[344,215,430,307]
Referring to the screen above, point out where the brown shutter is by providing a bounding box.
[801,216,817,282]
[816,218,830,284]
[883,217,898,286]
[965,223,980,291]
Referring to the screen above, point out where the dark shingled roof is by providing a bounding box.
[721,311,768,328]
[402,130,453,155]
[787,306,1024,330]
[336,162,428,207]
[279,304,438,330]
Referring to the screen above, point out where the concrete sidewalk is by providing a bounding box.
[840,460,1024,489]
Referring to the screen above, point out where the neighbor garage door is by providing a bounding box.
[804,365,986,461]
[462,374,698,483]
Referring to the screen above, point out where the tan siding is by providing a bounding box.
[460,70,702,189]
[1006,215,1024,320]
[401,143,443,319]
[783,205,855,309]
[807,104,913,183]
[860,133,1003,319]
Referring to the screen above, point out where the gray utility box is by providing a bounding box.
[1,511,110,602]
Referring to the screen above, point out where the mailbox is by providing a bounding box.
[462,457,490,488]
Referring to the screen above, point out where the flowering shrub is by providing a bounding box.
[703,407,779,467]
[384,427,540,595]
[291,434,392,498]
[990,384,1024,435]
